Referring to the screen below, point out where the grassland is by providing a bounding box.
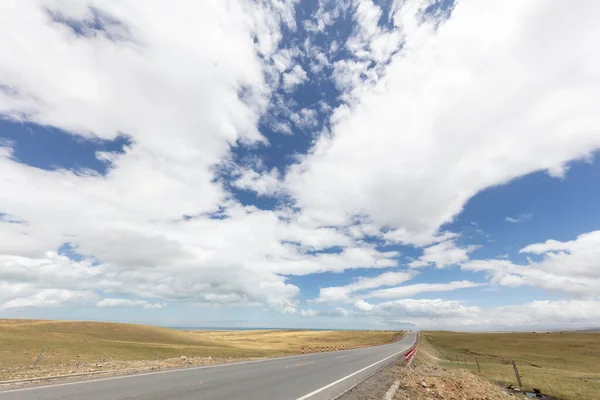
[0,319,401,376]
[422,330,600,400]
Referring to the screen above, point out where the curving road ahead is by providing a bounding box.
[1,332,417,400]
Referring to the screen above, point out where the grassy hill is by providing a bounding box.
[0,319,401,373]
[422,330,600,400]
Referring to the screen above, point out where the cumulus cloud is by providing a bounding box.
[1,0,600,328]
[306,307,350,318]
[97,298,165,309]
[0,0,330,314]
[368,281,483,299]
[0,289,98,311]
[291,108,319,129]
[409,240,479,268]
[463,230,600,298]
[352,298,482,327]
[354,299,374,311]
[314,271,415,303]
[282,65,308,91]
[286,0,600,245]
[350,298,600,330]
[232,168,282,197]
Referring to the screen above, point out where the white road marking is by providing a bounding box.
[286,362,314,368]
[383,380,401,400]
[295,346,410,400]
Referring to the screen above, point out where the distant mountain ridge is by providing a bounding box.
[574,327,600,332]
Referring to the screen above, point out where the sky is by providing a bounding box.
[1,0,599,331]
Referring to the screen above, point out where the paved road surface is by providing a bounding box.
[1,332,417,400]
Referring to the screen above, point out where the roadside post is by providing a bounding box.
[33,348,46,367]
[512,361,523,388]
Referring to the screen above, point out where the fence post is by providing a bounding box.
[475,357,481,373]
[33,348,46,367]
[456,355,460,365]
[512,361,523,388]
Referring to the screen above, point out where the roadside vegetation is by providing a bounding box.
[0,319,401,381]
[421,330,600,400]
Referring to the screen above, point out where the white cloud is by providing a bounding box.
[286,0,600,245]
[97,298,164,309]
[0,289,98,311]
[271,47,301,73]
[314,271,415,303]
[409,240,479,268]
[518,232,597,255]
[492,300,600,328]
[354,299,374,311]
[350,297,600,330]
[0,248,302,313]
[382,229,457,248]
[368,298,481,321]
[463,230,600,298]
[346,0,402,63]
[271,121,293,134]
[368,280,483,299]
[0,0,321,314]
[505,213,532,223]
[1,0,600,328]
[291,108,319,129]
[331,59,372,93]
[299,309,318,317]
[232,168,282,197]
[282,65,308,91]
[297,307,350,318]
[320,307,350,317]
[303,0,348,33]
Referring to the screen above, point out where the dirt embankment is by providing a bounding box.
[394,363,515,400]
[391,334,516,400]
[340,334,519,400]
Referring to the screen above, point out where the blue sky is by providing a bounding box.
[1,0,600,330]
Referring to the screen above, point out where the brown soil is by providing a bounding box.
[394,363,516,400]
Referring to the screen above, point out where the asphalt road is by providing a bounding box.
[1,332,417,400]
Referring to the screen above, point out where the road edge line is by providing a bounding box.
[295,346,411,400]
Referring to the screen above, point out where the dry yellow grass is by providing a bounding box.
[0,319,401,378]
[422,330,600,400]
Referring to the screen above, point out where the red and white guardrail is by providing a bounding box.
[301,333,415,356]
[301,343,371,354]
[404,334,420,364]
